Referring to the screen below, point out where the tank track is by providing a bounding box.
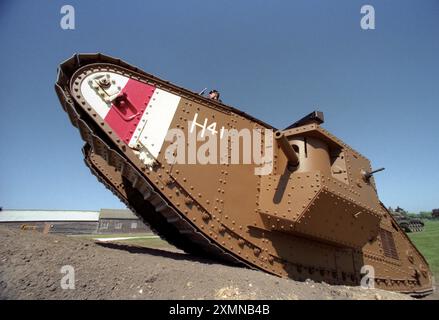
[406,221,425,233]
[82,143,242,264]
[393,216,425,233]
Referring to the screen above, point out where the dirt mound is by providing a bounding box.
[0,226,411,300]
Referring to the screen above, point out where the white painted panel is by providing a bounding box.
[129,88,180,159]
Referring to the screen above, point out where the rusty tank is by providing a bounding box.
[55,53,433,296]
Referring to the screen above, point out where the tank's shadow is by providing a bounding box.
[95,241,239,267]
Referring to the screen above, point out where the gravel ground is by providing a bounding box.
[0,226,414,300]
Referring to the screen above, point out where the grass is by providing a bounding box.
[408,220,439,278]
[70,233,156,239]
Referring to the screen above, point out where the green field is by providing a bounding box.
[120,237,173,249]
[409,220,439,278]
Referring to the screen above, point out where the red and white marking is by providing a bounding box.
[81,72,180,164]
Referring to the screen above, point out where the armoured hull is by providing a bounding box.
[55,53,433,295]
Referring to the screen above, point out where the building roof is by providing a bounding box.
[0,210,100,222]
[99,209,138,220]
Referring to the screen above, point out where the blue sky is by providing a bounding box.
[0,0,438,213]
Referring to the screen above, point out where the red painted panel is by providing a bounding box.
[104,79,156,144]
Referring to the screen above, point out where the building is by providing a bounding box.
[97,209,150,234]
[433,209,439,219]
[0,208,150,235]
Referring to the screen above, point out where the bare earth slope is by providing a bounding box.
[0,226,411,300]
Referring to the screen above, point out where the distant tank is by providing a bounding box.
[391,211,425,233]
[55,53,433,296]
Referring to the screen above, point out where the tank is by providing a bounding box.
[391,211,425,233]
[55,53,433,296]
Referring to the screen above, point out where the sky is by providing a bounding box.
[0,0,438,213]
